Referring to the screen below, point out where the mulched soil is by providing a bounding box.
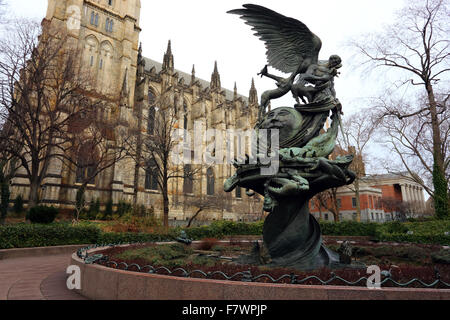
[93,241,450,289]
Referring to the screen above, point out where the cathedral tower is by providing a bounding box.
[44,0,141,102]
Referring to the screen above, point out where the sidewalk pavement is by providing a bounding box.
[0,253,87,300]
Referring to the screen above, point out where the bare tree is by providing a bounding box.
[127,94,201,230]
[316,187,340,222]
[0,0,6,20]
[0,20,101,207]
[0,115,20,224]
[372,92,448,198]
[380,196,421,221]
[336,107,379,221]
[182,195,224,228]
[61,109,128,223]
[310,196,323,221]
[350,0,449,218]
[0,162,11,224]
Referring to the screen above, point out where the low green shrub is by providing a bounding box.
[13,195,24,214]
[431,249,450,264]
[116,200,132,217]
[95,213,105,221]
[2,217,447,249]
[97,231,174,244]
[88,198,101,219]
[376,232,450,245]
[384,221,409,234]
[133,204,148,217]
[319,221,378,237]
[375,219,450,245]
[0,223,100,249]
[79,211,89,220]
[26,206,58,224]
[183,220,264,240]
[104,200,113,217]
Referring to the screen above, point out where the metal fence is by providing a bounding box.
[77,243,450,289]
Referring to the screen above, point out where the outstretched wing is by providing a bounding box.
[228,4,322,74]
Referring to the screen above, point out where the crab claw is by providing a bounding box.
[267,178,297,196]
[246,189,255,197]
[224,173,240,192]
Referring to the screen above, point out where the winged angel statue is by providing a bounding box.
[228,4,343,125]
[224,5,362,271]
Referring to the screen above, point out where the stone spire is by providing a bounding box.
[191,64,196,84]
[138,42,143,63]
[249,78,258,106]
[120,68,129,107]
[233,82,237,100]
[162,40,174,72]
[137,42,145,77]
[210,61,221,90]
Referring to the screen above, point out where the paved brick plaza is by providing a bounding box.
[0,254,87,300]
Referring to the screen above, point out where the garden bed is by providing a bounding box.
[93,239,450,289]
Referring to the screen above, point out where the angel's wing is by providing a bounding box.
[228,4,322,74]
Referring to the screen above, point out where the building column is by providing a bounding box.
[400,184,408,202]
[408,184,414,203]
[419,187,425,207]
[410,185,416,202]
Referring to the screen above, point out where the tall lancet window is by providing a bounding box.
[183,164,193,194]
[147,91,156,135]
[145,159,159,191]
[206,168,215,196]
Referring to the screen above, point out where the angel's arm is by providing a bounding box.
[303,65,337,82]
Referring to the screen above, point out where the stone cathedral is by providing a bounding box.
[10,0,263,222]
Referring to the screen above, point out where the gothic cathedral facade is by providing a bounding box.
[9,0,263,222]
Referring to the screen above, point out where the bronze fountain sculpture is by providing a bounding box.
[224,4,361,270]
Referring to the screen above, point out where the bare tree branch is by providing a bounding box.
[350,0,449,217]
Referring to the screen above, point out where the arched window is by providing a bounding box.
[147,91,156,135]
[183,164,193,194]
[108,0,113,6]
[84,35,99,69]
[75,143,98,185]
[148,107,155,135]
[145,159,158,190]
[206,168,215,195]
[235,187,242,198]
[94,13,99,26]
[183,114,188,131]
[105,18,113,32]
[90,12,95,25]
[183,103,188,141]
[173,96,178,115]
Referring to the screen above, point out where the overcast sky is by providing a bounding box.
[4,0,421,179]
[4,0,407,113]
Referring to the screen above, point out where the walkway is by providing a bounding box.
[0,253,87,300]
